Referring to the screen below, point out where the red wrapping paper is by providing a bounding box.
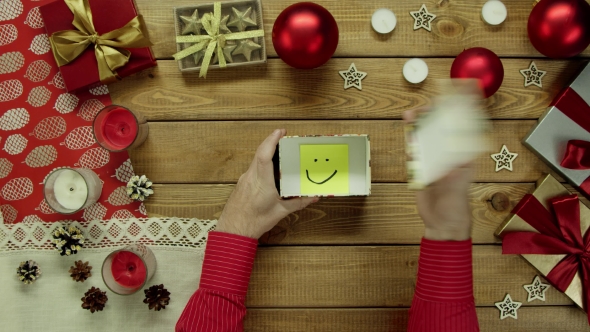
[0,0,146,223]
[40,0,156,92]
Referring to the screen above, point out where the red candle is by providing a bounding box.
[110,250,146,289]
[100,107,137,149]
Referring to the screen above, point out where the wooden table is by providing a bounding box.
[115,0,590,330]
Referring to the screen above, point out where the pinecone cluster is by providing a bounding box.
[81,287,108,313]
[127,175,154,201]
[69,260,92,282]
[16,260,41,284]
[52,225,84,256]
[143,284,171,311]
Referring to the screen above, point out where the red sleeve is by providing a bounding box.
[407,238,480,332]
[176,231,258,332]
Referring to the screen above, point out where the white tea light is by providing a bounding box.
[481,0,507,25]
[403,58,428,84]
[371,8,396,34]
[53,169,88,210]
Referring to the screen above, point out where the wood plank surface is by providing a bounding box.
[129,120,558,183]
[111,59,588,121]
[136,0,590,59]
[146,183,533,244]
[245,245,572,307]
[244,307,588,332]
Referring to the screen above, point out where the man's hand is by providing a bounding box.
[216,129,318,239]
[404,110,473,241]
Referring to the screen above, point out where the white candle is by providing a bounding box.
[53,169,88,210]
[371,8,396,34]
[403,58,428,84]
[481,0,507,25]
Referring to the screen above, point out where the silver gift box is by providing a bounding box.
[523,63,590,195]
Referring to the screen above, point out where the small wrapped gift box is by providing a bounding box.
[40,0,156,92]
[278,135,371,197]
[173,0,266,76]
[495,174,590,324]
[523,63,590,197]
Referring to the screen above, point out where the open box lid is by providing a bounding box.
[278,135,371,197]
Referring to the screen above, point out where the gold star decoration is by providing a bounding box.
[213,43,238,64]
[232,39,261,61]
[490,145,518,172]
[495,294,522,320]
[520,61,547,88]
[339,63,367,90]
[180,9,203,35]
[523,275,550,302]
[219,15,232,33]
[227,7,258,32]
[409,4,436,32]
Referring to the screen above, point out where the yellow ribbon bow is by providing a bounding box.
[173,2,265,78]
[49,0,153,84]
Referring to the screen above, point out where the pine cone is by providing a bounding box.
[16,260,41,284]
[81,287,108,313]
[143,284,170,311]
[69,260,92,282]
[126,175,154,201]
[52,225,84,256]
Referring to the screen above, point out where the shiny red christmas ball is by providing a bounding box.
[450,47,504,98]
[272,2,339,69]
[528,0,590,58]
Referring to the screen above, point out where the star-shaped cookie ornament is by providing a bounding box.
[524,275,550,302]
[520,61,547,88]
[233,39,261,61]
[213,43,238,64]
[228,7,258,32]
[339,63,367,90]
[490,145,518,172]
[180,9,203,35]
[495,294,522,320]
[410,4,436,31]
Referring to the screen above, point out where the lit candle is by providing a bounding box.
[53,169,88,210]
[110,250,146,289]
[481,0,507,25]
[403,58,429,84]
[93,105,148,151]
[371,8,396,34]
[44,168,102,214]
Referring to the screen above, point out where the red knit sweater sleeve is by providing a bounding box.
[407,238,480,332]
[176,231,258,332]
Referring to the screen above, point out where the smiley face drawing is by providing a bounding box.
[300,144,349,195]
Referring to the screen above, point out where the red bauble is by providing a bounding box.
[450,47,504,98]
[272,2,339,69]
[528,0,590,58]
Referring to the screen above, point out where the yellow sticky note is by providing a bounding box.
[300,144,349,195]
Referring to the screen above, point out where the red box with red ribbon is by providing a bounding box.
[496,174,590,324]
[40,0,156,92]
[523,63,590,197]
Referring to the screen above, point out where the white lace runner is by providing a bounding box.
[0,217,217,252]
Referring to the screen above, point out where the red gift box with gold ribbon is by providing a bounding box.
[524,63,590,197]
[496,174,590,324]
[40,0,156,92]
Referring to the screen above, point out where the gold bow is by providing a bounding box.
[49,0,153,84]
[173,2,264,78]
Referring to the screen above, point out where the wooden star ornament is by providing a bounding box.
[410,4,436,32]
[180,9,203,35]
[228,7,258,32]
[523,275,550,302]
[233,39,261,61]
[490,145,518,172]
[495,294,522,320]
[339,63,367,90]
[520,61,547,88]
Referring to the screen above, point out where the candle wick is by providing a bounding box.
[69,187,74,192]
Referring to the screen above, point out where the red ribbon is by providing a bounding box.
[553,87,590,195]
[502,194,590,324]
